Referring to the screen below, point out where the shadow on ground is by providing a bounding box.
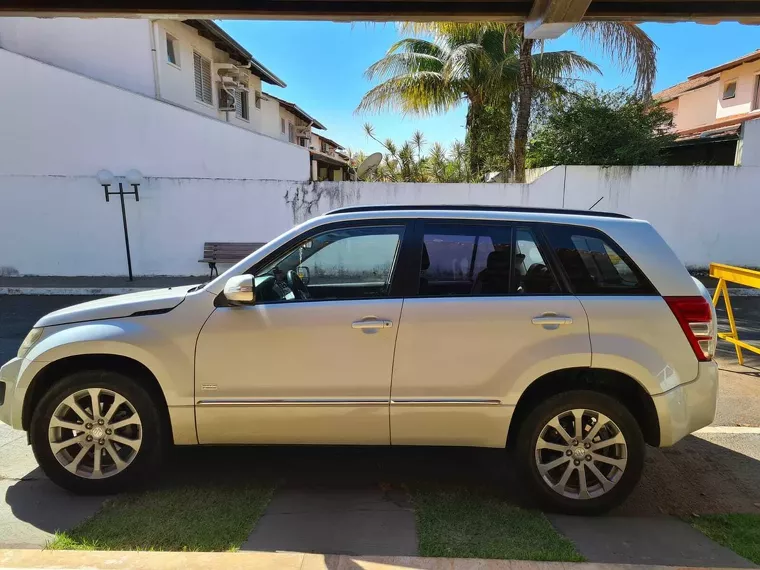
[6,433,760,531]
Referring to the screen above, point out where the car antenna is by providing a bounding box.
[588,197,604,211]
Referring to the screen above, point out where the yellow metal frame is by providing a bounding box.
[709,263,760,365]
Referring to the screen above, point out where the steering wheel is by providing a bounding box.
[286,270,311,300]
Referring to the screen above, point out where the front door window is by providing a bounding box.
[256,225,404,302]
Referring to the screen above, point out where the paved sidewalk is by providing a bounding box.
[550,515,757,568]
[0,549,747,570]
[243,486,418,555]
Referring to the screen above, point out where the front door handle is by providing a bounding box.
[532,315,573,326]
[352,319,393,330]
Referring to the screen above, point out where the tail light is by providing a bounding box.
[664,296,715,361]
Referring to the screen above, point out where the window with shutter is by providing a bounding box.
[193,52,213,105]
[235,89,249,121]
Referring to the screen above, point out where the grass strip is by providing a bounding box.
[49,482,275,552]
[412,485,583,561]
[691,513,760,564]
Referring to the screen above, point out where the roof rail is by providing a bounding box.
[324,204,630,219]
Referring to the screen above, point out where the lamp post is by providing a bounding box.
[96,169,143,281]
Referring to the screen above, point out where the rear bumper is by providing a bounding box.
[652,360,718,447]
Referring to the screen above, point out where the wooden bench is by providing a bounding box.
[199,242,266,278]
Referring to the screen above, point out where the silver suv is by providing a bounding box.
[0,205,718,514]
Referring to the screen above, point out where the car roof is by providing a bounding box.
[325,204,630,220]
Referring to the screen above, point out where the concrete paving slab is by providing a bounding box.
[0,426,38,481]
[0,425,104,548]
[242,487,418,556]
[0,425,24,448]
[0,479,104,548]
[549,514,758,568]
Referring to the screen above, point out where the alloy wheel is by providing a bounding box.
[48,387,142,479]
[534,408,627,500]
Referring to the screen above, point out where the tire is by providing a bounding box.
[30,370,166,495]
[515,390,644,515]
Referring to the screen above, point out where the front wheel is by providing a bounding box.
[30,370,165,494]
[515,390,645,515]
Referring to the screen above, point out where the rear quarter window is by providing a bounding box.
[543,224,657,295]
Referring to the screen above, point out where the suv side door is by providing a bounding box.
[194,219,413,445]
[389,220,591,447]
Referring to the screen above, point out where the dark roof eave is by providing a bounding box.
[186,20,286,87]
[666,134,740,147]
[310,151,349,167]
[262,92,327,129]
[688,50,760,80]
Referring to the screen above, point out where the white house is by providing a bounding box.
[260,92,350,181]
[0,17,351,181]
[0,18,288,135]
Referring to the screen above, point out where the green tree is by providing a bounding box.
[356,23,598,177]
[355,124,473,182]
[526,89,676,168]
[512,22,658,182]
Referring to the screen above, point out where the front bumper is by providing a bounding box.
[652,360,719,447]
[0,357,23,430]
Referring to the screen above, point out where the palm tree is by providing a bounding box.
[356,23,598,177]
[510,22,657,182]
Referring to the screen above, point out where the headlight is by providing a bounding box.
[18,327,44,359]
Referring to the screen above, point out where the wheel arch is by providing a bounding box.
[22,354,172,442]
[507,367,660,448]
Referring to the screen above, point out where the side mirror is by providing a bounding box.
[224,275,255,305]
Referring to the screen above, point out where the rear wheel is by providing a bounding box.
[30,370,165,494]
[515,390,645,515]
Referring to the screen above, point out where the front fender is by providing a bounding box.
[23,319,194,408]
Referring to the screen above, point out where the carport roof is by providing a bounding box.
[3,1,760,40]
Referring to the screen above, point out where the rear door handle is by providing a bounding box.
[352,319,393,329]
[532,315,573,326]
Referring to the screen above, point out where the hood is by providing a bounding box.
[35,285,198,327]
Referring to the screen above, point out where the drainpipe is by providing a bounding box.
[149,20,162,99]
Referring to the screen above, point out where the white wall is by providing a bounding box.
[716,60,760,119]
[4,163,760,276]
[259,94,283,139]
[0,48,309,179]
[0,18,156,97]
[155,20,266,134]
[279,107,297,144]
[676,81,721,130]
[3,47,760,276]
[738,118,760,166]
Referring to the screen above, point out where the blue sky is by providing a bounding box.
[218,20,759,154]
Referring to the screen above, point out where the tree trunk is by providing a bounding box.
[513,32,534,183]
[466,102,484,177]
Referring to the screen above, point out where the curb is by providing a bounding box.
[0,549,730,570]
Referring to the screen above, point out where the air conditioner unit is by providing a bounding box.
[213,63,240,78]
[218,77,237,111]
[296,125,311,137]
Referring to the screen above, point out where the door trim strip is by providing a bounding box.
[196,398,388,407]
[390,398,502,406]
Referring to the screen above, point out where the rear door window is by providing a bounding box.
[513,228,561,295]
[419,223,512,297]
[543,224,656,295]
